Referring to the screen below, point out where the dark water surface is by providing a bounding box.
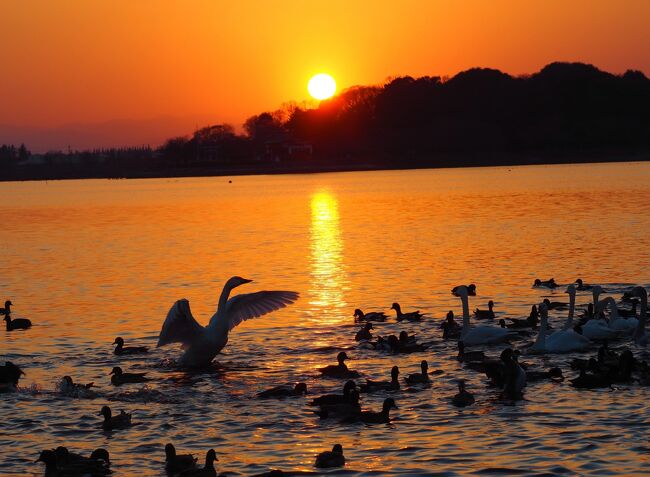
[1,163,650,476]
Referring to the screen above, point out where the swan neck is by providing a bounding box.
[563,293,575,330]
[460,295,470,336]
[636,291,647,338]
[535,310,547,348]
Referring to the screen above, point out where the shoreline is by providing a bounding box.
[1,150,649,183]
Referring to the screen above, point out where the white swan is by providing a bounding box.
[581,287,618,340]
[630,286,648,347]
[596,297,638,334]
[454,286,511,346]
[530,301,590,354]
[157,276,299,367]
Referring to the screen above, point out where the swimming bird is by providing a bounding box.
[165,443,198,473]
[315,390,361,419]
[157,276,299,367]
[353,308,387,322]
[0,361,24,391]
[570,369,612,389]
[257,382,307,398]
[98,405,132,430]
[505,305,539,329]
[525,367,564,382]
[179,449,218,477]
[37,449,110,476]
[113,337,149,355]
[575,278,594,291]
[474,300,495,320]
[315,444,345,468]
[53,446,110,469]
[454,285,511,346]
[310,380,356,406]
[451,380,475,407]
[318,352,360,379]
[4,313,32,331]
[360,366,400,392]
[349,397,397,424]
[456,341,486,362]
[542,298,568,310]
[390,302,423,322]
[533,278,558,288]
[530,303,590,354]
[109,366,150,385]
[354,322,373,341]
[441,310,461,339]
[59,375,97,398]
[0,300,12,315]
[404,360,430,385]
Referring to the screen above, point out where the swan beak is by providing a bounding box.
[242,278,253,283]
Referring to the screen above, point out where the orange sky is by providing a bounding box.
[1,0,649,150]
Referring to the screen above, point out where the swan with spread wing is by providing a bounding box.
[158,276,299,367]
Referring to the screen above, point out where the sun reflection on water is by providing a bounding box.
[309,190,349,323]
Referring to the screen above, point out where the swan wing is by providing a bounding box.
[157,299,205,347]
[214,290,299,331]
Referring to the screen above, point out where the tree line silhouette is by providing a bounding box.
[2,62,649,180]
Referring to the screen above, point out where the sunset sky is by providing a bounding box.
[2,0,649,151]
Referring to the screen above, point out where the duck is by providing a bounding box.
[318,352,360,379]
[533,278,558,288]
[397,331,426,353]
[575,278,594,291]
[257,382,307,398]
[452,284,476,296]
[630,286,648,346]
[354,322,373,341]
[157,276,299,367]
[360,366,400,392]
[0,361,25,391]
[59,375,97,398]
[353,308,387,322]
[404,360,430,385]
[505,305,539,329]
[542,298,568,310]
[113,337,149,355]
[570,369,612,389]
[349,397,397,424]
[314,444,345,468]
[179,449,218,477]
[37,449,110,476]
[390,302,423,322]
[0,300,12,315]
[456,341,486,363]
[451,380,475,407]
[530,302,590,354]
[4,313,32,331]
[525,367,564,382]
[310,380,356,406]
[315,390,361,419]
[165,443,198,473]
[98,405,132,430]
[474,300,495,320]
[441,310,461,339]
[109,366,150,385]
[454,285,512,346]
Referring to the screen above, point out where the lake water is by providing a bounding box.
[1,162,650,476]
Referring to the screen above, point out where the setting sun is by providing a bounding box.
[308,73,336,100]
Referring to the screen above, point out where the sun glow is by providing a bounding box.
[308,73,336,100]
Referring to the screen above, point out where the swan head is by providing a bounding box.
[336,351,350,364]
[452,285,469,298]
[294,382,308,394]
[112,337,124,347]
[226,276,253,290]
[383,397,398,411]
[109,366,123,376]
[565,284,576,295]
